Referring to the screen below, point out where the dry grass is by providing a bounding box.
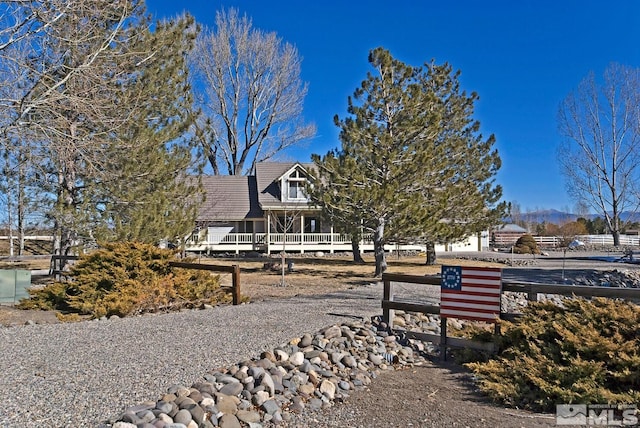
[0,258,50,271]
[0,252,503,302]
[207,254,504,300]
[0,238,53,258]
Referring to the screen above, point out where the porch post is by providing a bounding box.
[330,224,334,254]
[235,223,240,255]
[252,220,257,252]
[266,211,271,255]
[300,214,305,254]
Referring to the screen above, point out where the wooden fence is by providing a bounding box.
[382,272,640,359]
[49,256,241,305]
[50,255,79,279]
[168,261,241,305]
[492,234,640,248]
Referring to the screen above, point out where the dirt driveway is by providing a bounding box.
[310,362,557,428]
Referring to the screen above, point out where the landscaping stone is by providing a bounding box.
[111,314,441,427]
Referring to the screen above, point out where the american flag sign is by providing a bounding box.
[440,265,502,322]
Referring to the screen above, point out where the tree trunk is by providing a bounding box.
[53,221,61,256]
[613,230,621,247]
[7,196,13,257]
[373,218,387,277]
[351,237,365,263]
[17,166,25,256]
[425,241,437,265]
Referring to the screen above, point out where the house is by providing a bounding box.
[185,162,488,254]
[491,224,528,247]
[187,162,345,254]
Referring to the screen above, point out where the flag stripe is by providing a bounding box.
[441,294,501,303]
[443,289,500,297]
[463,273,502,280]
[440,309,500,321]
[441,303,501,312]
[462,278,501,287]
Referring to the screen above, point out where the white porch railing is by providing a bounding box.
[268,233,352,244]
[214,233,261,244]
[186,231,440,254]
[205,232,354,246]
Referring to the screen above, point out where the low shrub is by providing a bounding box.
[512,233,541,254]
[19,242,231,319]
[464,298,640,412]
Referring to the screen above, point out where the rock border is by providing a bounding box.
[104,316,434,428]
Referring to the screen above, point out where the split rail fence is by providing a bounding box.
[381,272,640,358]
[50,255,241,305]
[168,261,241,305]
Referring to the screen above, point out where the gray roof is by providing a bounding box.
[495,224,528,233]
[198,175,262,221]
[197,162,316,221]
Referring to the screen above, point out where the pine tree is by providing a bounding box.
[309,150,366,263]
[93,14,203,246]
[312,48,505,275]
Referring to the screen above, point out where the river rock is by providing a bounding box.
[218,414,241,428]
[319,380,336,400]
[111,315,439,427]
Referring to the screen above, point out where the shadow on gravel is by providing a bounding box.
[503,268,602,284]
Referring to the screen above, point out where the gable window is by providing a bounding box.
[289,180,303,199]
[286,169,308,200]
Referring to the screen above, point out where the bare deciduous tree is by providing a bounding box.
[189,8,315,176]
[558,63,640,246]
[0,1,201,256]
[0,1,145,254]
[0,1,137,132]
[269,207,303,287]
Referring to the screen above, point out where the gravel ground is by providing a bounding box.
[0,286,382,428]
[2,251,637,428]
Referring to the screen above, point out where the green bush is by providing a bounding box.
[19,242,231,318]
[464,298,640,412]
[512,233,540,254]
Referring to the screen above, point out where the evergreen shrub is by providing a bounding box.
[19,242,230,318]
[512,233,541,254]
[463,297,640,412]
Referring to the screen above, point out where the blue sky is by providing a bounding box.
[147,0,640,212]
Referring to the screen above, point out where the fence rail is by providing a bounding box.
[381,272,640,359]
[168,261,241,305]
[493,234,640,248]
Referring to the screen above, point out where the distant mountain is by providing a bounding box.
[510,209,639,224]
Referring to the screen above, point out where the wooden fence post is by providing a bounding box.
[440,316,448,361]
[382,274,394,327]
[232,264,240,305]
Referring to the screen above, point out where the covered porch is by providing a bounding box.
[185,231,357,254]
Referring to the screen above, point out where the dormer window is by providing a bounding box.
[286,169,308,201]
